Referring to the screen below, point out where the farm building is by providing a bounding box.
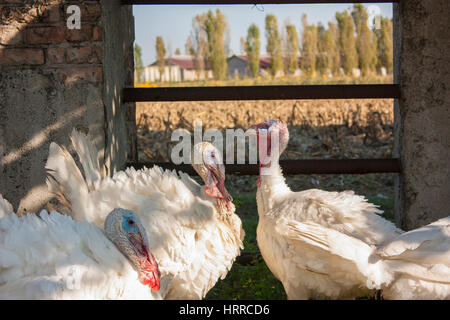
[227,54,302,78]
[137,55,213,82]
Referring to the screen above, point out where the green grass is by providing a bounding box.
[205,191,395,300]
[368,196,395,223]
[205,193,287,300]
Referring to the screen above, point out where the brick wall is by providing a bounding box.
[0,0,135,213]
[0,1,103,83]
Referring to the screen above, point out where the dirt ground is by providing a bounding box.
[136,99,394,160]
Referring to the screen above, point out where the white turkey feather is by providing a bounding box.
[377,216,450,263]
[69,128,104,189]
[269,218,393,299]
[375,216,450,299]
[178,171,202,195]
[259,165,402,247]
[0,194,13,219]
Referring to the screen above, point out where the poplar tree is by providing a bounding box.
[185,35,195,56]
[300,14,318,76]
[316,23,327,75]
[205,9,228,80]
[191,13,209,78]
[285,23,299,75]
[156,36,166,81]
[336,10,358,75]
[321,22,340,75]
[370,28,379,72]
[352,4,376,75]
[265,14,283,77]
[374,17,393,73]
[134,43,144,83]
[240,36,246,54]
[245,24,261,78]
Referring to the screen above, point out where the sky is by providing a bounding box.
[133,3,393,66]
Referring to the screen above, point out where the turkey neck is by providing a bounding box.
[256,159,291,218]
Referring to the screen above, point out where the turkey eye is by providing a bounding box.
[127,219,134,225]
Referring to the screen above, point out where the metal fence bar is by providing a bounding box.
[123,0,399,4]
[124,84,400,102]
[126,159,401,175]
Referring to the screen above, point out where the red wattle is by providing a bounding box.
[150,272,161,292]
[139,252,161,292]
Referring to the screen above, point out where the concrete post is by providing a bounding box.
[394,0,450,230]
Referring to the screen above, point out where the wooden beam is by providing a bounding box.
[124,84,400,102]
[125,159,401,175]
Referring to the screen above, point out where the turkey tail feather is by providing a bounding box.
[0,194,13,218]
[69,129,105,189]
[45,142,88,215]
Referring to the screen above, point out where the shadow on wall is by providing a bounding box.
[0,1,135,214]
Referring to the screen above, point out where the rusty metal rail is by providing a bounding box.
[126,159,401,175]
[124,84,400,102]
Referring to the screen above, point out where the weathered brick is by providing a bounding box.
[66,46,101,64]
[59,66,102,84]
[92,25,102,41]
[93,46,102,62]
[26,26,66,44]
[0,25,23,45]
[83,3,101,21]
[0,48,44,65]
[64,3,101,22]
[47,47,65,64]
[42,5,62,23]
[66,25,92,42]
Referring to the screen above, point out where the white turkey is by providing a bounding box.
[374,216,450,299]
[250,119,403,299]
[0,194,168,299]
[45,130,244,299]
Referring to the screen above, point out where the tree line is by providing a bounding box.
[135,4,393,82]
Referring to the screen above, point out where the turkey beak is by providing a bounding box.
[215,163,233,204]
[249,121,272,150]
[249,122,262,137]
[250,120,273,132]
[250,121,272,166]
[129,232,161,292]
[250,121,263,130]
[205,164,233,207]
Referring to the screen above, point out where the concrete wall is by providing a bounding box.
[394,0,450,230]
[0,0,135,213]
[102,1,136,173]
